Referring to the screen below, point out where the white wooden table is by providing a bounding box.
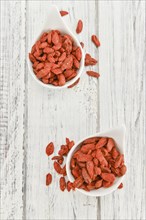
[1,1,145,220]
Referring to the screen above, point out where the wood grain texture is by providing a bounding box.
[25,1,99,220]
[99,1,146,220]
[0,0,145,220]
[0,1,26,220]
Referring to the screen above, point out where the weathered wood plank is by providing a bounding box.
[1,1,145,219]
[0,1,26,219]
[99,1,146,219]
[25,0,99,219]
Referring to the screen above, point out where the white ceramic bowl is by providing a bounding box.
[27,5,85,89]
[66,126,126,197]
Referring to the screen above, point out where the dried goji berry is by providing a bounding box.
[70,158,76,169]
[93,158,99,166]
[67,181,74,191]
[83,137,99,145]
[94,166,101,176]
[60,177,66,191]
[85,53,97,66]
[42,78,49,84]
[76,20,83,34]
[33,61,39,69]
[102,181,114,188]
[87,182,96,190]
[53,161,62,174]
[47,31,52,44]
[73,150,81,159]
[46,173,52,186]
[101,173,115,182]
[61,165,67,176]
[106,138,115,152]
[96,149,108,166]
[82,168,92,184]
[114,154,124,168]
[58,145,69,156]
[59,52,66,62]
[39,42,48,49]
[81,143,95,154]
[60,10,69,16]
[111,147,119,159]
[100,166,111,173]
[29,53,36,63]
[120,165,127,175]
[36,62,44,71]
[43,47,54,54]
[73,58,80,69]
[40,32,48,43]
[46,142,54,156]
[87,149,92,155]
[101,148,109,157]
[86,71,100,78]
[80,42,84,48]
[52,156,63,161]
[75,47,82,61]
[64,69,74,78]
[53,42,62,51]
[72,168,80,178]
[68,140,75,149]
[91,150,96,158]
[58,159,63,165]
[31,44,36,54]
[73,176,84,188]
[52,31,60,45]
[61,55,73,70]
[86,161,94,179]
[118,183,123,189]
[95,179,103,188]
[77,162,86,168]
[77,152,92,162]
[111,167,120,177]
[91,35,100,47]
[58,74,66,86]
[79,184,90,191]
[66,70,77,81]
[96,137,107,149]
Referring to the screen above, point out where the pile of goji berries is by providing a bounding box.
[29,10,101,88]
[29,30,82,86]
[46,136,127,192]
[70,137,127,190]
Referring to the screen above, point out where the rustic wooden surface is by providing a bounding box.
[0,1,145,220]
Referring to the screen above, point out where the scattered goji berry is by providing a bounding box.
[46,173,52,186]
[60,177,66,191]
[60,10,69,16]
[46,142,54,156]
[76,20,83,34]
[91,35,100,47]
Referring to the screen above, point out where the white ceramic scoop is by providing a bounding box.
[27,5,85,89]
[66,126,127,197]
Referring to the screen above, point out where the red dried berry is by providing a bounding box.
[46,142,54,156]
